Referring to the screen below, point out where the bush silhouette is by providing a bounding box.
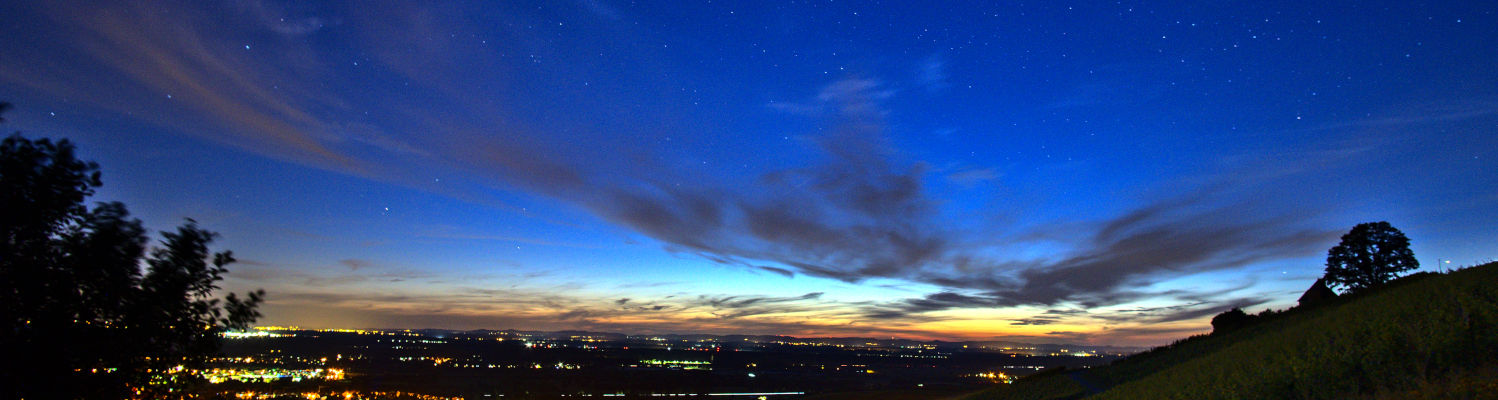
[1210,308,1253,334]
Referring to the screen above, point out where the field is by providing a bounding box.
[968,261,1498,400]
[802,388,987,400]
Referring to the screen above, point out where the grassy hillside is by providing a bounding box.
[971,261,1498,400]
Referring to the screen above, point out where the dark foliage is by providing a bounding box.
[1209,308,1252,335]
[1323,221,1418,293]
[0,105,265,399]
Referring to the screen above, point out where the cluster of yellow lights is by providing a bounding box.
[638,359,710,370]
[971,371,1014,384]
[202,368,344,384]
[223,330,291,339]
[233,390,459,400]
[320,328,374,334]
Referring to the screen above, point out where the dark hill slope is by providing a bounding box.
[974,261,1498,400]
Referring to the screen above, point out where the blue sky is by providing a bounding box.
[2,0,1495,345]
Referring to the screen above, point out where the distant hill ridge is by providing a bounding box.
[304,328,1143,354]
[974,261,1498,400]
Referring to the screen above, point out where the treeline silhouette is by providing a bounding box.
[0,102,265,399]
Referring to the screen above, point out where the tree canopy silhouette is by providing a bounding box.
[1323,221,1418,294]
[0,104,264,399]
[1209,307,1252,335]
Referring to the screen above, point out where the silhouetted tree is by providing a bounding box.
[1210,308,1252,334]
[0,104,264,399]
[1323,221,1418,294]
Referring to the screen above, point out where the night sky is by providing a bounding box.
[2,0,1495,346]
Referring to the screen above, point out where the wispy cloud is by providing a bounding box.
[234,0,327,36]
[1277,101,1498,135]
[946,167,1000,186]
[252,283,931,338]
[575,0,622,20]
[918,55,948,92]
[989,203,1335,306]
[4,2,1374,343]
[0,2,367,174]
[340,259,372,271]
[417,229,612,249]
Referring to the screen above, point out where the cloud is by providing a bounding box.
[6,4,960,301]
[946,168,1000,186]
[234,0,326,36]
[0,2,366,174]
[560,77,1327,318]
[918,55,948,92]
[233,258,274,267]
[575,0,622,20]
[304,274,371,286]
[254,285,935,338]
[866,292,1002,319]
[227,261,439,288]
[123,26,1327,318]
[615,281,683,289]
[686,292,829,319]
[987,204,1335,306]
[758,266,796,278]
[569,78,955,290]
[700,292,823,309]
[418,229,609,249]
[5,2,1356,339]
[1078,296,1270,325]
[855,191,1335,321]
[1147,297,1268,324]
[1279,101,1498,135]
[340,259,372,270]
[1033,325,1211,346]
[766,100,823,115]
